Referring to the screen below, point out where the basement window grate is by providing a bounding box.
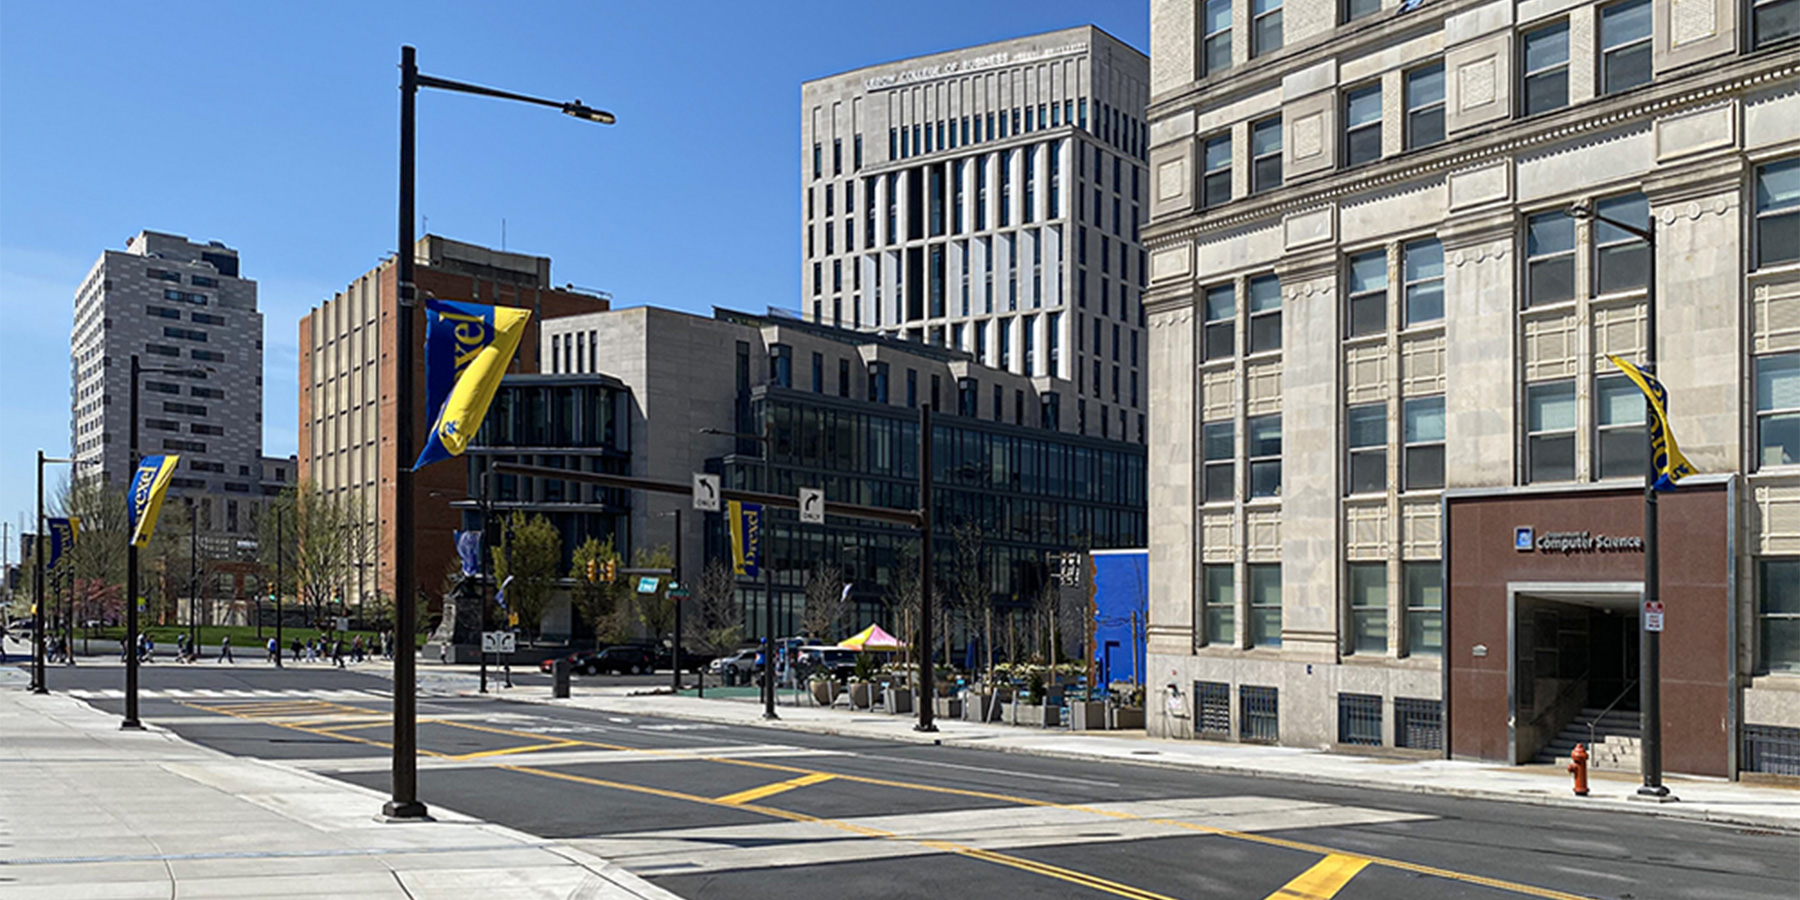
[1338,692,1383,746]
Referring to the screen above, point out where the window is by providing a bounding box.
[1203,421,1235,502]
[1343,83,1382,168]
[1404,564,1443,655]
[1752,0,1800,48]
[1347,250,1387,337]
[1348,402,1387,494]
[1594,193,1650,294]
[1248,414,1281,498]
[1757,353,1800,468]
[1526,211,1576,307]
[1249,564,1282,647]
[1755,158,1800,269]
[906,369,918,408]
[1595,374,1647,479]
[812,142,821,179]
[1251,117,1282,194]
[1203,565,1235,646]
[811,352,824,393]
[1343,0,1380,22]
[1521,21,1570,116]
[1403,396,1445,490]
[1204,284,1235,360]
[770,345,793,388]
[1761,559,1800,672]
[1348,563,1387,654]
[1527,380,1577,482]
[1402,239,1444,325]
[1203,0,1232,75]
[145,305,181,320]
[1253,0,1283,56]
[1599,0,1652,95]
[1405,64,1445,150]
[1202,134,1232,209]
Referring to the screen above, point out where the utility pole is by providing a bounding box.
[916,404,936,733]
[671,508,683,692]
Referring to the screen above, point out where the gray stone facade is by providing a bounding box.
[801,27,1153,444]
[72,230,264,534]
[1145,0,1800,772]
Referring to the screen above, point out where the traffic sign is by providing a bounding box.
[1643,600,1664,632]
[481,631,516,654]
[693,473,721,512]
[799,487,825,524]
[668,588,691,601]
[636,576,660,594]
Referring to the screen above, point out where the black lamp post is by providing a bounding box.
[701,421,779,719]
[1569,200,1670,800]
[389,45,611,821]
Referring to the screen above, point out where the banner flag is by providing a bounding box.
[454,530,482,577]
[46,517,78,572]
[128,455,181,547]
[1607,355,1696,491]
[413,299,531,471]
[728,500,763,578]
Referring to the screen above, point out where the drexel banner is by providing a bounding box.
[414,299,531,471]
[728,500,762,578]
[128,455,180,547]
[46,517,78,572]
[1607,355,1696,491]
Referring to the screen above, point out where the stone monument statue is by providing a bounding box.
[429,574,484,648]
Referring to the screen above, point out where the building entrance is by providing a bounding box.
[1512,590,1641,765]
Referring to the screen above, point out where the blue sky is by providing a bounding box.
[0,1,1147,538]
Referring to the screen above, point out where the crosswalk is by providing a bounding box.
[65,687,388,701]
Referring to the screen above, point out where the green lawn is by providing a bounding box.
[90,623,428,649]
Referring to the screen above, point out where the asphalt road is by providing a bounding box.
[26,662,1800,900]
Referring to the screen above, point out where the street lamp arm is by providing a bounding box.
[1567,202,1654,244]
[414,72,615,124]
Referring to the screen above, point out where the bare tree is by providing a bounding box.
[693,558,743,654]
[800,560,847,645]
[951,521,993,679]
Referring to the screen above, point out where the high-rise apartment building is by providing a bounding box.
[298,235,608,611]
[71,230,264,533]
[1142,0,1799,778]
[801,27,1153,443]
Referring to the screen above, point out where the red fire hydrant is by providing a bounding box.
[1568,743,1590,796]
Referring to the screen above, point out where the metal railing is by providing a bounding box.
[1395,697,1443,750]
[1337,693,1383,746]
[1196,681,1230,737]
[1585,678,1640,749]
[1240,685,1279,743]
[1744,724,1800,776]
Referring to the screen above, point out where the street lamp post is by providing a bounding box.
[390,44,611,821]
[701,421,779,719]
[188,498,199,660]
[1569,201,1670,800]
[276,502,284,667]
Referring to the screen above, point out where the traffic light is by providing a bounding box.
[586,558,597,583]
[602,558,617,582]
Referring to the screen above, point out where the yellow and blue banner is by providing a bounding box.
[1607,355,1696,491]
[728,500,762,578]
[46,517,78,572]
[128,455,180,547]
[414,298,531,471]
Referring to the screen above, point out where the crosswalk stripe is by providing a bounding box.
[1265,854,1370,900]
[65,687,381,701]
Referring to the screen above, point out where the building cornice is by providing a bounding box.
[1145,54,1799,252]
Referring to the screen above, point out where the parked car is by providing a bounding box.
[795,645,860,681]
[650,646,717,673]
[709,648,759,680]
[539,645,657,676]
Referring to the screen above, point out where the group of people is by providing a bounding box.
[261,631,397,668]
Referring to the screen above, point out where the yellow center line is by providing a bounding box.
[451,740,586,761]
[714,771,836,805]
[1265,853,1370,900]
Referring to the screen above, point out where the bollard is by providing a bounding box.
[552,657,571,699]
[1568,742,1590,796]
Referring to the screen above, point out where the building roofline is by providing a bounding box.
[801,24,1143,86]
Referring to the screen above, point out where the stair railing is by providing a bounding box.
[1586,678,1640,750]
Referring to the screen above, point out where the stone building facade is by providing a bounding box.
[71,230,265,534]
[1143,0,1799,776]
[801,27,1154,444]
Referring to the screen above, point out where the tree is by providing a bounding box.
[885,539,921,671]
[492,511,561,638]
[255,489,299,617]
[692,558,743,654]
[568,535,626,644]
[801,560,848,645]
[632,544,677,639]
[951,521,994,679]
[289,482,350,625]
[54,476,129,627]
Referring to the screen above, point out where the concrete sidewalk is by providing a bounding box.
[0,683,679,899]
[491,684,1800,833]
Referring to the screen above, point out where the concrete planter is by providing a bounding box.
[1109,706,1146,730]
[1014,703,1062,727]
[934,697,964,719]
[849,682,874,709]
[1069,701,1108,731]
[885,688,914,715]
[972,689,1012,722]
[810,680,840,706]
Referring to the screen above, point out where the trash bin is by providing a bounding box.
[552,657,571,698]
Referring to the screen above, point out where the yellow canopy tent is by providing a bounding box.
[837,624,902,651]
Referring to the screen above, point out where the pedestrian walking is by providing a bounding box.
[219,634,234,664]
[267,636,279,664]
[352,635,365,664]
[305,638,317,663]
[333,638,345,669]
[0,622,9,664]
[290,637,302,663]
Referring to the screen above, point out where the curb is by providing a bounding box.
[479,690,1800,835]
